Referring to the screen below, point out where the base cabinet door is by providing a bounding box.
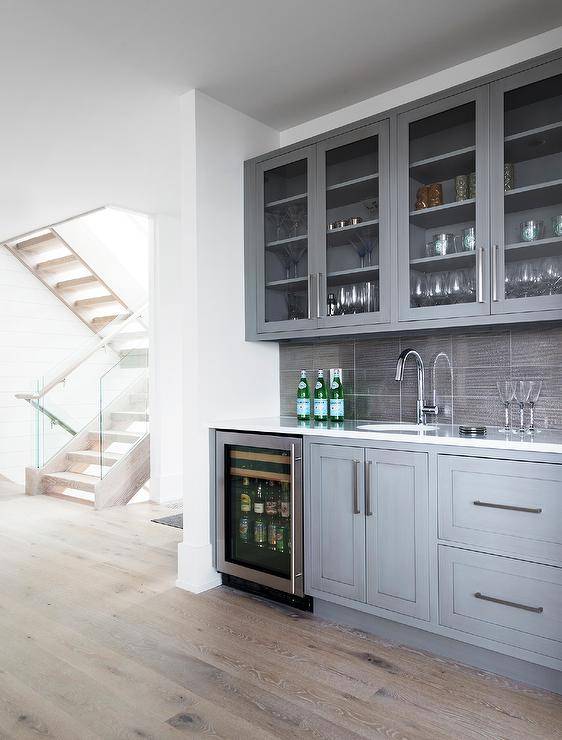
[365,449,430,620]
[309,444,365,601]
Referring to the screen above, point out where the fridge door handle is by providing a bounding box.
[290,443,298,593]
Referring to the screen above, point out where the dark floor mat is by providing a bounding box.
[151,513,183,529]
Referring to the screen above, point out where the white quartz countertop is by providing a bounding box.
[209,416,562,455]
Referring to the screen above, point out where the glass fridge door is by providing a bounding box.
[217,433,303,595]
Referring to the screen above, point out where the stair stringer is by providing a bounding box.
[93,433,150,510]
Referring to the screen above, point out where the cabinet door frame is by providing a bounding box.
[315,120,392,328]
[397,86,491,322]
[365,448,430,620]
[490,57,562,315]
[255,145,320,335]
[308,443,366,602]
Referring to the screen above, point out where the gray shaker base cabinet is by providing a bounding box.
[308,443,430,621]
[303,437,562,692]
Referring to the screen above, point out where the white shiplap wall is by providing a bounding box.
[0,247,117,483]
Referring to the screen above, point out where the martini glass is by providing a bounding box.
[527,380,542,434]
[497,380,516,432]
[514,380,532,433]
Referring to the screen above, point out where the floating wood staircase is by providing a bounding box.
[4,227,130,333]
[26,378,150,509]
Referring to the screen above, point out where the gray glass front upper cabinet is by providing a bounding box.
[490,58,562,315]
[397,87,491,321]
[256,146,318,334]
[316,122,391,328]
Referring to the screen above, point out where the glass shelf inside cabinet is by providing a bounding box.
[408,102,478,309]
[264,159,309,323]
[226,445,292,578]
[503,73,562,301]
[325,134,380,316]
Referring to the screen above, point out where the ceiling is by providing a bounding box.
[2,0,562,130]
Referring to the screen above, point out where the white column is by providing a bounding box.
[176,90,280,593]
[149,213,184,504]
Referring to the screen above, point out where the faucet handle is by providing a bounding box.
[422,404,439,416]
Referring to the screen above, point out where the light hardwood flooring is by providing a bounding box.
[0,485,561,739]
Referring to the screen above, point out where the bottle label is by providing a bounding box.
[281,501,290,518]
[298,380,307,390]
[315,381,323,390]
[330,398,344,418]
[296,398,310,417]
[330,381,339,390]
[268,523,277,547]
[275,526,285,552]
[314,398,328,417]
[240,493,251,512]
[254,502,264,514]
[239,517,249,541]
[265,500,278,516]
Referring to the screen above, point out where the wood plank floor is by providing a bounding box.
[0,485,561,739]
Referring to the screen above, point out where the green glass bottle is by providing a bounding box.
[313,370,328,422]
[296,370,310,421]
[329,369,345,422]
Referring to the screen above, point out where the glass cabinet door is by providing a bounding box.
[224,444,293,579]
[256,147,318,333]
[491,59,562,314]
[398,88,490,320]
[316,122,390,327]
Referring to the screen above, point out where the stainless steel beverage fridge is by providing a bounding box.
[216,431,304,597]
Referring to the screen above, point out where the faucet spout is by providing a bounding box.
[394,348,438,425]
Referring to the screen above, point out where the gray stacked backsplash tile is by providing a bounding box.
[279,325,562,430]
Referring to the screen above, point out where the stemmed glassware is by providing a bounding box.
[265,211,286,242]
[350,235,367,268]
[497,380,516,431]
[285,204,305,238]
[527,380,542,434]
[514,381,532,434]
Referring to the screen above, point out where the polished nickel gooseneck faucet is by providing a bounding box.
[395,348,439,425]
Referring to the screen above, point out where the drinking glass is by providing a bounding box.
[527,381,542,434]
[266,211,286,242]
[514,381,532,433]
[497,380,515,431]
[519,220,544,243]
[350,235,367,268]
[286,204,305,238]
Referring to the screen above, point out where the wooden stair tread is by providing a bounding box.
[15,232,58,252]
[66,450,121,465]
[36,254,78,270]
[56,275,99,289]
[90,314,120,326]
[42,471,98,492]
[75,294,117,308]
[89,429,142,442]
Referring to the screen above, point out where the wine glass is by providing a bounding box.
[265,210,286,242]
[497,380,516,431]
[514,381,532,433]
[285,205,305,238]
[362,199,378,220]
[527,380,542,434]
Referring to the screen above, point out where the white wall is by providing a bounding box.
[280,26,562,145]
[0,248,116,483]
[55,208,150,311]
[177,91,280,592]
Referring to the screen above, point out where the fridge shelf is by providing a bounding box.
[230,467,291,483]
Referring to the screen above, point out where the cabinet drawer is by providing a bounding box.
[439,546,562,660]
[438,455,562,564]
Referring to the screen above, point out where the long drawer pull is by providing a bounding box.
[474,592,543,614]
[473,500,542,514]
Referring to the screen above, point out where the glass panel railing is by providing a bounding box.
[21,305,149,470]
[99,350,149,477]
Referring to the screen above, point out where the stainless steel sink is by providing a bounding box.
[356,422,438,432]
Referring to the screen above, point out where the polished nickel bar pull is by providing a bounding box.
[307,274,314,319]
[316,273,323,318]
[365,460,373,516]
[492,244,499,302]
[474,592,543,614]
[477,246,484,303]
[353,460,361,514]
[474,500,542,514]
